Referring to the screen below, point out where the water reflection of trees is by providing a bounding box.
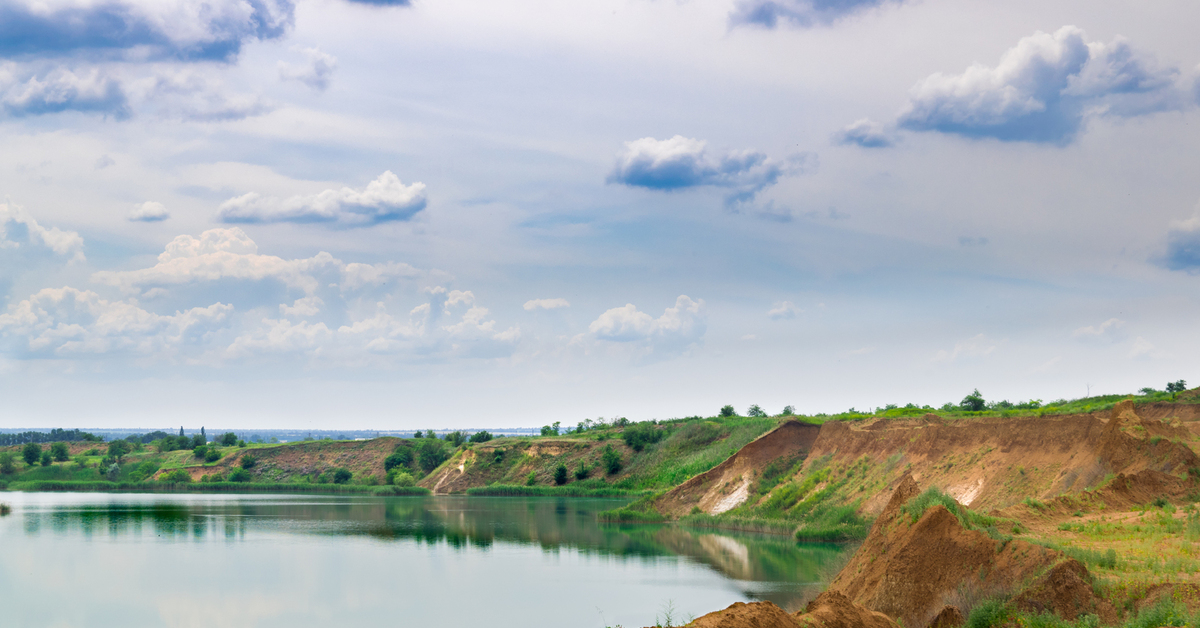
[18,496,850,607]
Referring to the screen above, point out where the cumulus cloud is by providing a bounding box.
[0,203,85,261]
[767,301,801,320]
[589,295,705,357]
[91,227,413,295]
[0,0,294,62]
[0,66,129,117]
[1163,214,1200,272]
[128,201,169,222]
[1072,318,1125,341]
[135,70,273,121]
[0,286,231,357]
[1128,336,1167,360]
[217,171,427,227]
[278,47,337,91]
[834,118,894,148]
[897,26,1194,144]
[524,298,570,310]
[933,333,997,362]
[608,135,813,206]
[730,0,900,28]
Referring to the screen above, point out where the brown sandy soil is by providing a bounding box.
[683,592,899,628]
[830,476,1115,628]
[653,420,821,517]
[786,401,1199,519]
[156,438,404,482]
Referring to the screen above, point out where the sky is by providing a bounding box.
[1,0,1199,429]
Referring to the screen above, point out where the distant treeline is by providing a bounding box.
[0,429,103,446]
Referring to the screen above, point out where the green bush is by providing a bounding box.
[385,447,414,472]
[332,468,352,484]
[602,444,622,475]
[966,598,1009,628]
[160,469,192,483]
[469,431,493,443]
[1,453,17,475]
[621,423,665,452]
[391,471,415,487]
[228,468,251,482]
[554,463,568,485]
[961,389,987,412]
[525,470,537,486]
[719,405,736,417]
[40,451,52,467]
[205,449,221,463]
[50,442,70,462]
[443,431,467,447]
[240,454,257,469]
[193,445,208,459]
[220,433,238,446]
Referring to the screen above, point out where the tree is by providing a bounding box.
[540,421,561,437]
[40,451,52,467]
[469,431,493,443]
[220,432,237,446]
[412,430,424,439]
[332,468,352,484]
[1167,380,1188,396]
[205,449,221,463]
[193,445,208,459]
[574,461,590,481]
[240,454,257,469]
[391,471,415,487]
[622,422,665,452]
[191,434,205,448]
[23,443,42,466]
[781,405,796,416]
[50,442,70,462]
[960,389,986,412]
[161,469,191,483]
[0,453,14,475]
[417,439,450,473]
[179,426,185,438]
[719,405,736,417]
[554,463,568,485]
[747,404,767,417]
[200,427,206,443]
[107,440,133,464]
[443,431,467,447]
[602,444,622,475]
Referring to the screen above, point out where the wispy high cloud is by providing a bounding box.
[834,118,894,148]
[767,301,801,320]
[217,171,427,227]
[729,0,902,28]
[608,135,812,206]
[896,26,1194,144]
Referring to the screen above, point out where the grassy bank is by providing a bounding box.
[5,480,430,496]
[465,484,647,497]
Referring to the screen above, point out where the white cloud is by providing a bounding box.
[934,333,998,362]
[1128,336,1167,360]
[1072,318,1125,341]
[524,298,570,310]
[0,287,231,357]
[216,171,427,227]
[589,295,705,356]
[607,135,813,206]
[128,201,169,222]
[0,203,85,261]
[1,67,128,118]
[897,26,1193,144]
[834,118,894,148]
[279,47,337,91]
[225,318,332,359]
[767,301,801,320]
[730,0,902,28]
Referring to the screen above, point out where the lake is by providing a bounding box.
[0,493,853,627]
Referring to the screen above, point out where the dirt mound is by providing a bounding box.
[1013,559,1117,623]
[685,601,801,628]
[654,420,820,517]
[418,437,636,494]
[927,606,964,628]
[159,438,403,482]
[795,590,901,628]
[830,475,1108,628]
[685,592,901,628]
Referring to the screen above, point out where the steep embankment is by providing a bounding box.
[418,437,635,493]
[754,400,1199,521]
[653,420,820,517]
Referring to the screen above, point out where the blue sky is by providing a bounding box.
[1,0,1199,429]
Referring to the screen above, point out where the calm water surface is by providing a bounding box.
[0,493,852,627]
